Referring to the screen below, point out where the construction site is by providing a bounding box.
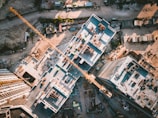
[0,0,158,118]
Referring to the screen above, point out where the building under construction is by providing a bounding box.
[0,69,31,106]
[0,105,37,118]
[13,14,116,113]
[99,56,158,118]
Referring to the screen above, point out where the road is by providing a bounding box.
[0,5,141,30]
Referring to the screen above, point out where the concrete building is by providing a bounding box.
[0,105,37,118]
[14,40,57,86]
[0,69,31,106]
[140,36,158,79]
[38,14,116,113]
[14,14,116,113]
[99,56,158,118]
[12,14,116,113]
[124,33,156,43]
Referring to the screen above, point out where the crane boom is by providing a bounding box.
[9,7,112,98]
[0,79,22,86]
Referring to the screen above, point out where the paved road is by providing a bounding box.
[0,6,141,30]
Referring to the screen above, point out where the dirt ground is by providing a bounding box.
[0,0,35,20]
[0,29,74,69]
[0,0,37,68]
[0,24,27,50]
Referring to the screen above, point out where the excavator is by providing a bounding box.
[9,7,112,98]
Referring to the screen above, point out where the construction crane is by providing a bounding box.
[9,7,112,98]
[0,79,22,86]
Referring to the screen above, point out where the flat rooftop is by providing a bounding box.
[65,14,116,68]
[0,105,36,118]
[13,14,116,113]
[99,56,158,117]
[14,32,66,86]
[38,14,116,113]
[0,69,31,106]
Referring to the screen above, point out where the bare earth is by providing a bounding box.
[0,0,35,20]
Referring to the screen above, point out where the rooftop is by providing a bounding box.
[37,14,116,113]
[99,56,158,117]
[0,105,36,118]
[0,69,31,106]
[14,33,65,86]
[141,35,158,79]
[65,14,116,67]
[13,14,116,113]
